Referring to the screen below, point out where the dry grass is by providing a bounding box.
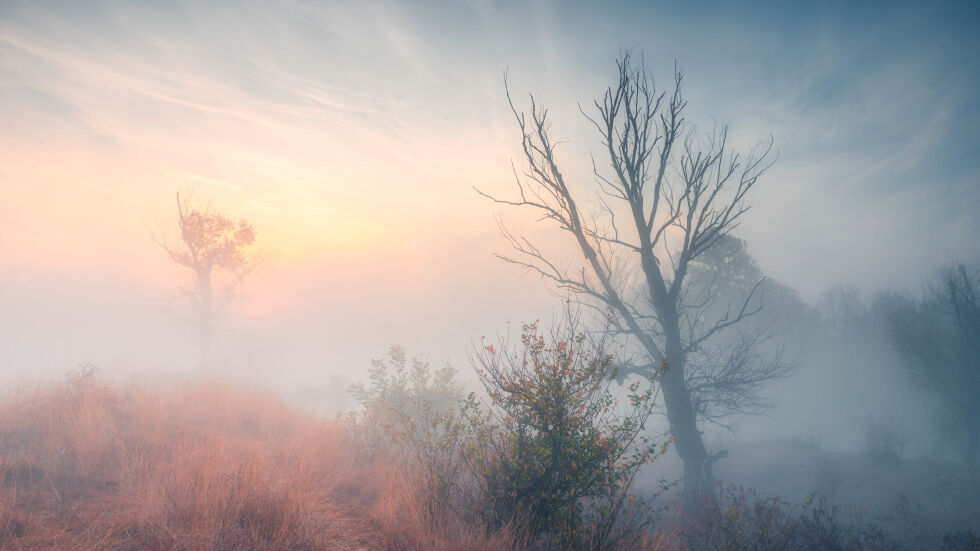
[0,371,518,551]
[5,371,971,550]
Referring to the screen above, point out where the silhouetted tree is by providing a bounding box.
[157,192,256,365]
[480,52,786,499]
[885,264,980,466]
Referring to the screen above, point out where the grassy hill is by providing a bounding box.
[0,370,513,550]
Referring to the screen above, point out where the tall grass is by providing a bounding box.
[0,370,518,550]
[4,371,973,550]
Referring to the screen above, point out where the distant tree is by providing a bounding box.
[682,235,808,430]
[479,52,788,498]
[156,191,256,364]
[884,264,980,466]
[687,236,814,337]
[818,284,871,339]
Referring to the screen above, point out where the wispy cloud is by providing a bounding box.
[0,0,977,300]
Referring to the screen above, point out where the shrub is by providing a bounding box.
[464,317,669,549]
[679,484,895,551]
[941,530,980,551]
[348,346,472,519]
[350,345,463,437]
[813,455,844,503]
[863,416,907,469]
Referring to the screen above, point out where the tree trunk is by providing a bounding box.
[966,420,979,468]
[661,367,712,494]
[198,268,213,368]
[660,321,713,500]
[630,253,716,502]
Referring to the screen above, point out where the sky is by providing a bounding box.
[1,0,978,434]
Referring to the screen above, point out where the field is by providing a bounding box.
[2,371,978,550]
[0,370,517,550]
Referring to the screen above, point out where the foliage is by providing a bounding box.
[687,236,815,338]
[862,416,907,469]
[7,372,977,551]
[464,317,670,549]
[156,191,257,362]
[172,198,255,273]
[350,345,462,432]
[349,346,467,506]
[162,191,257,296]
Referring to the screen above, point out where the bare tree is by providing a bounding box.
[885,264,980,466]
[155,191,256,365]
[479,53,787,498]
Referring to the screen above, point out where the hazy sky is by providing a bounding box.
[1,0,978,397]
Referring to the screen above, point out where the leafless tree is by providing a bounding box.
[479,53,788,498]
[154,191,256,365]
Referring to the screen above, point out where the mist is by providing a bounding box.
[1,1,978,549]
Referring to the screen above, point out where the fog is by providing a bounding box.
[1,0,979,548]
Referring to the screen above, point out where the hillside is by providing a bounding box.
[0,370,512,550]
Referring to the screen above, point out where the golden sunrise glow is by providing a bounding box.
[3,0,976,384]
[0,17,521,296]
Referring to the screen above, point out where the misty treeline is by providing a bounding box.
[823,265,980,468]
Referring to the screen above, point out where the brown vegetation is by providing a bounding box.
[3,369,975,550]
[0,369,516,550]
